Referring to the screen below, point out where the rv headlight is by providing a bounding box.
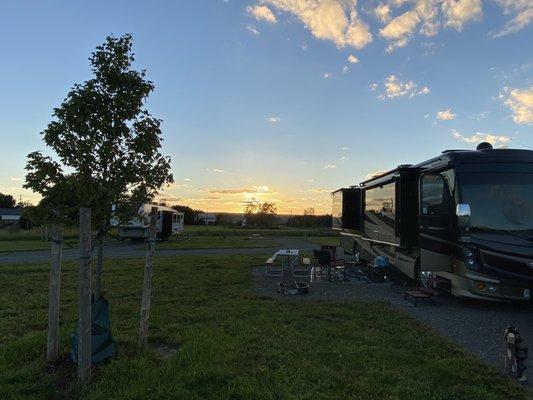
[463,247,480,271]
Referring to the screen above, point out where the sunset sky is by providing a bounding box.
[0,0,531,214]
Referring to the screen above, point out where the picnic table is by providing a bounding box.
[265,249,300,277]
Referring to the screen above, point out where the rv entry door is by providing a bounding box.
[419,173,453,272]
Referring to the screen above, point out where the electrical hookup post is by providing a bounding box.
[504,326,528,384]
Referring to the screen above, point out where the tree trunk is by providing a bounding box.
[46,225,63,362]
[78,208,92,383]
[94,230,105,296]
[138,207,157,348]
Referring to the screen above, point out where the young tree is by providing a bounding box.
[24,34,173,294]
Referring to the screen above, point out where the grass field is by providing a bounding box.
[305,236,340,247]
[0,226,336,253]
[184,225,337,237]
[159,236,279,250]
[0,255,529,399]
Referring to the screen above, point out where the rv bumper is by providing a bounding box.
[451,273,531,301]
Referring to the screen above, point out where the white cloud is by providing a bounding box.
[184,178,192,181]
[247,5,278,24]
[379,0,482,51]
[323,72,332,79]
[470,111,490,120]
[266,116,281,123]
[374,3,392,23]
[341,146,350,150]
[500,86,533,125]
[324,164,337,169]
[442,0,483,30]
[301,42,308,51]
[347,54,359,63]
[436,108,456,120]
[378,74,430,99]
[419,86,431,95]
[246,25,260,35]
[451,129,511,147]
[207,168,225,173]
[10,177,22,182]
[365,169,388,179]
[263,0,373,49]
[492,0,533,37]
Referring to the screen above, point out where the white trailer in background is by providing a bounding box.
[113,204,184,241]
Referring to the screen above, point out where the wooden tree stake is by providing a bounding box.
[138,207,157,348]
[78,207,92,382]
[46,225,63,361]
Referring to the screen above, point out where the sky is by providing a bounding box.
[0,0,531,214]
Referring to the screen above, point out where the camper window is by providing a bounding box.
[421,174,450,215]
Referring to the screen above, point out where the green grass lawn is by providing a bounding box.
[305,235,340,247]
[158,236,278,250]
[184,225,336,237]
[0,227,80,241]
[0,255,529,399]
[0,240,80,253]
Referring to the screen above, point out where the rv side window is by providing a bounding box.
[172,214,177,223]
[421,174,450,215]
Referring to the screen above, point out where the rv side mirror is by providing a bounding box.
[456,203,471,230]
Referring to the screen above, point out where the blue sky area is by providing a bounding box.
[0,0,531,213]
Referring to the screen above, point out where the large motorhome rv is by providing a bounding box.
[333,143,533,301]
[114,204,184,241]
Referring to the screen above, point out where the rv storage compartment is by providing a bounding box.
[332,188,363,232]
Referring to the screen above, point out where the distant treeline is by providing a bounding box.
[286,214,331,228]
[170,205,203,225]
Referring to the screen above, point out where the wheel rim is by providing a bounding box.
[419,271,433,288]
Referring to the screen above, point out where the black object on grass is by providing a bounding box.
[70,295,116,364]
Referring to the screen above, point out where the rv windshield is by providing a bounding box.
[459,172,533,233]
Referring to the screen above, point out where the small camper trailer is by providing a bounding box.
[333,144,533,301]
[115,204,184,241]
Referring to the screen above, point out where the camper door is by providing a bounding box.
[418,172,453,272]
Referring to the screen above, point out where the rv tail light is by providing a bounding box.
[476,282,486,291]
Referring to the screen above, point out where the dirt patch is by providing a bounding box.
[44,354,78,391]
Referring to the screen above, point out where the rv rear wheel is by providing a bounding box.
[414,259,432,288]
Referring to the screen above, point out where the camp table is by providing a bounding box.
[265,249,300,276]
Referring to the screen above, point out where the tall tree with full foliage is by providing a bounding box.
[0,192,16,208]
[24,34,173,293]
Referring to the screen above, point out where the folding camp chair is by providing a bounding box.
[313,249,345,282]
[321,245,345,265]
